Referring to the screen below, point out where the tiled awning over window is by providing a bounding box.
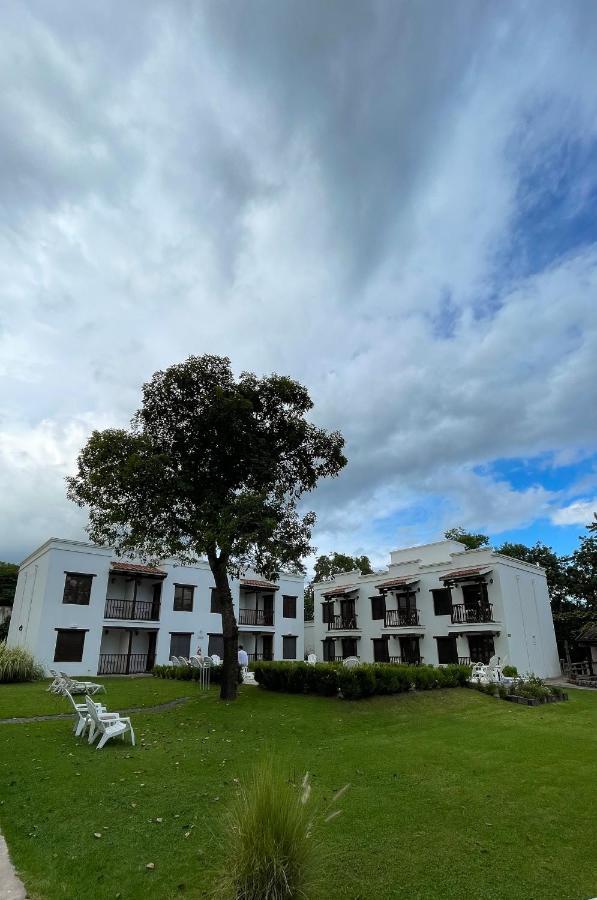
[374,576,419,592]
[321,584,359,598]
[110,561,167,578]
[240,579,279,592]
[440,567,492,584]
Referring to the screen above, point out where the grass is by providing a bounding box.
[0,680,595,900]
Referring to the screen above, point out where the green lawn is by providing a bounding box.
[0,680,595,900]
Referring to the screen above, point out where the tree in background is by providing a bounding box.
[496,541,570,612]
[68,355,346,700]
[304,552,373,620]
[444,527,489,550]
[0,561,18,607]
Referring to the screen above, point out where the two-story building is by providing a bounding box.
[7,538,304,675]
[311,540,560,678]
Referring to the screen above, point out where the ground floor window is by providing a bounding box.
[399,636,421,664]
[322,639,335,662]
[283,636,297,659]
[373,637,390,662]
[436,636,458,664]
[54,629,86,663]
[342,637,358,658]
[468,634,495,664]
[170,632,191,659]
[207,633,224,657]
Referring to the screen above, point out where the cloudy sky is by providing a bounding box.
[1,0,596,567]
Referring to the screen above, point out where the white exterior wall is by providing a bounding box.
[312,541,560,678]
[304,621,315,657]
[7,539,304,675]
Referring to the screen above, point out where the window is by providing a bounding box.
[396,591,416,611]
[170,632,192,658]
[432,588,452,616]
[342,637,358,658]
[54,629,86,662]
[322,639,335,662]
[462,582,489,609]
[283,595,297,618]
[62,573,94,605]
[173,584,194,612]
[208,633,224,657]
[371,595,386,620]
[400,636,421,664]
[436,636,458,664]
[210,588,222,614]
[322,602,333,624]
[468,634,495,664]
[373,637,389,662]
[283,636,297,659]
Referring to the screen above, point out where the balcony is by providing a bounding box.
[327,614,358,631]
[104,598,160,621]
[451,603,494,625]
[384,608,420,628]
[98,652,149,675]
[238,608,274,627]
[247,651,274,662]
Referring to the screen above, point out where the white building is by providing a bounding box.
[7,538,304,675]
[311,540,560,678]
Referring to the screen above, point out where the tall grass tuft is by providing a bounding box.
[214,764,349,900]
[0,642,45,683]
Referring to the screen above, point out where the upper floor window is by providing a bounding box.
[62,573,94,605]
[322,602,333,624]
[432,588,452,616]
[283,595,297,618]
[173,584,194,612]
[54,628,86,662]
[210,587,222,614]
[371,595,386,620]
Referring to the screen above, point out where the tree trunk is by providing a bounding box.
[211,557,239,701]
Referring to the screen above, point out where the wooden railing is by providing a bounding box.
[384,608,420,627]
[327,615,358,631]
[104,598,160,621]
[98,653,148,675]
[247,652,274,662]
[458,656,472,665]
[238,608,274,627]
[451,603,494,624]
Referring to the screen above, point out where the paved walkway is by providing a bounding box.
[0,695,191,725]
[0,830,26,899]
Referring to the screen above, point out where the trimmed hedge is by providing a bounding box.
[252,661,471,700]
[152,663,242,685]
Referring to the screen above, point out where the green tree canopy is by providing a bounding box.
[496,541,570,612]
[0,561,18,607]
[444,527,489,550]
[304,552,373,620]
[67,355,346,699]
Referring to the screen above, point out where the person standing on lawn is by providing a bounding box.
[238,645,248,668]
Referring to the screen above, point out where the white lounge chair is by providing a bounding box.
[307,654,317,665]
[59,673,106,695]
[48,670,65,693]
[64,689,109,737]
[343,656,360,668]
[86,697,135,749]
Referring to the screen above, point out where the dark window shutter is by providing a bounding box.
[371,595,386,620]
[432,588,452,616]
[54,630,86,662]
[283,636,297,659]
[62,573,94,606]
[283,595,297,618]
[210,588,222,614]
[170,633,192,658]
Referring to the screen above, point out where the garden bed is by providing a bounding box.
[505,693,568,706]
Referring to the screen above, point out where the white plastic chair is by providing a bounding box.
[63,689,108,737]
[178,657,191,667]
[48,670,65,693]
[343,656,360,668]
[59,673,106,695]
[170,656,181,666]
[189,656,203,667]
[210,654,221,665]
[307,654,317,665]
[86,697,135,749]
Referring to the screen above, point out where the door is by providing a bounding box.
[151,583,162,620]
[400,636,421,664]
[146,632,157,671]
[340,599,356,627]
[373,638,390,663]
[468,634,494,664]
[261,634,273,661]
[436,636,458,664]
[342,637,358,658]
[261,594,274,625]
[323,639,335,662]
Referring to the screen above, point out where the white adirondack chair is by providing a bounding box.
[343,656,360,668]
[64,689,108,737]
[307,654,317,665]
[86,697,135,749]
[170,656,181,665]
[210,655,221,666]
[47,670,65,692]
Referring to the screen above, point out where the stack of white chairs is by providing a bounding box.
[61,688,135,749]
[190,655,212,689]
[343,656,360,669]
[56,672,106,696]
[307,654,317,665]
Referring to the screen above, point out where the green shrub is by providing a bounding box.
[152,663,242,685]
[0,642,45,683]
[0,617,10,643]
[502,665,518,678]
[252,661,471,701]
[509,674,551,701]
[213,764,315,899]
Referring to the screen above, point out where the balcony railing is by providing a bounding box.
[104,598,160,621]
[458,656,472,665]
[451,603,494,624]
[247,651,274,662]
[238,608,274,627]
[327,614,358,631]
[98,653,148,675]
[384,608,420,628]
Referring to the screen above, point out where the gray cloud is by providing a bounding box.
[1,0,597,562]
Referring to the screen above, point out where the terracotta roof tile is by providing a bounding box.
[374,576,420,591]
[240,578,279,591]
[110,561,167,577]
[441,566,491,582]
[322,584,359,598]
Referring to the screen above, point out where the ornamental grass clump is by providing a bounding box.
[214,764,349,900]
[0,642,45,683]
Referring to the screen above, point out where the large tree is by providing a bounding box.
[304,552,373,620]
[444,527,489,550]
[67,355,346,699]
[0,561,18,607]
[496,541,570,612]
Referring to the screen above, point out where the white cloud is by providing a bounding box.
[551,499,597,527]
[0,1,596,561]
